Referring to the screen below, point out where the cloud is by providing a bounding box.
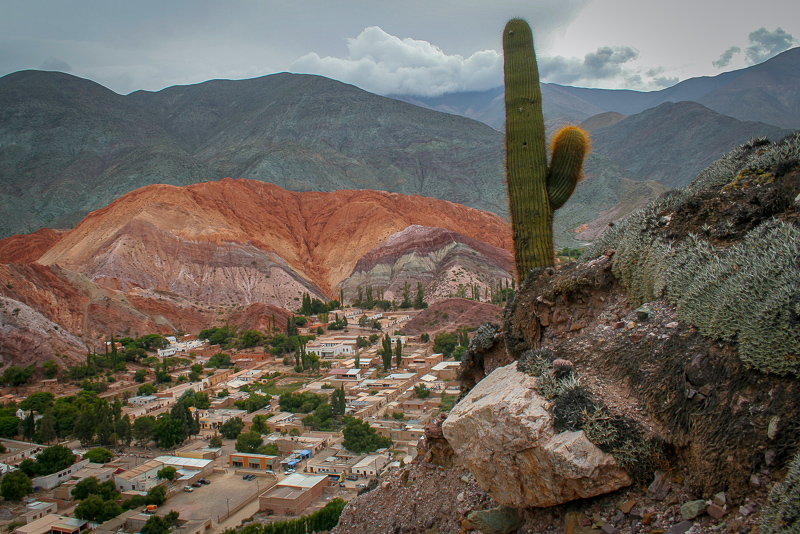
[291,26,502,97]
[39,58,71,72]
[653,76,679,87]
[712,46,741,68]
[538,45,639,85]
[745,27,797,65]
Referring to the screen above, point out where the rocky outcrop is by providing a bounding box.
[0,228,63,263]
[0,296,88,366]
[442,363,631,508]
[339,225,514,305]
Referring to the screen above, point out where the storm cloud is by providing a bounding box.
[291,26,503,97]
[712,46,741,68]
[538,46,639,85]
[745,27,797,64]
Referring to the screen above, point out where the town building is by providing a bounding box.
[258,473,329,516]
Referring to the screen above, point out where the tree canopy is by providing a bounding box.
[342,417,392,453]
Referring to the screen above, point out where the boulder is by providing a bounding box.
[442,363,631,507]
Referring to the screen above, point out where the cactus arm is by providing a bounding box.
[547,126,590,210]
[503,18,553,277]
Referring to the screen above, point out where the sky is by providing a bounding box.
[1,0,798,97]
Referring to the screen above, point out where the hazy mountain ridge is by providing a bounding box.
[404,48,800,131]
[590,101,793,188]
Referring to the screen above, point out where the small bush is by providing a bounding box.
[762,450,800,533]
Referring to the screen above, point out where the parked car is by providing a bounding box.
[356,483,366,488]
[191,482,202,487]
[346,475,359,481]
[199,478,211,485]
[183,486,193,492]
[265,470,274,476]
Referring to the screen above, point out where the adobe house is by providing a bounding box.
[258,473,329,516]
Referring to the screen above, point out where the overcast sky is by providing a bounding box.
[2,0,798,96]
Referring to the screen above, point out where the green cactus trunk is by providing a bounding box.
[503,18,589,280]
[504,18,552,278]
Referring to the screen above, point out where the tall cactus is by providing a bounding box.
[503,18,590,279]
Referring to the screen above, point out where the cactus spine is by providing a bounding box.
[503,18,589,279]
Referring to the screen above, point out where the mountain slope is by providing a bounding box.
[339,225,514,304]
[35,180,514,305]
[589,101,793,188]
[0,71,508,238]
[551,47,800,128]
[0,70,220,237]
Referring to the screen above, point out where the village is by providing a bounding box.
[0,307,466,534]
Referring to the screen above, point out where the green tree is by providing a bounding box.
[132,416,156,446]
[43,360,59,379]
[134,370,148,383]
[399,281,412,308]
[144,485,167,506]
[208,353,232,369]
[342,417,392,453]
[238,330,265,349]
[381,333,392,371]
[394,339,403,368]
[209,433,223,448]
[219,417,244,439]
[141,511,179,534]
[84,447,114,464]
[414,384,431,399]
[157,466,177,481]
[153,414,183,448]
[20,392,55,414]
[38,411,57,444]
[235,431,264,454]
[413,282,427,309]
[71,477,120,501]
[74,494,122,522]
[0,470,32,501]
[420,333,430,343]
[26,444,75,476]
[258,443,279,456]
[433,332,458,358]
[0,415,20,438]
[331,387,346,417]
[138,383,157,396]
[251,414,269,434]
[1,365,35,386]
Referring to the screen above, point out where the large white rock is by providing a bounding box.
[442,362,631,507]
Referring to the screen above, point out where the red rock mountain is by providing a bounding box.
[0,180,512,363]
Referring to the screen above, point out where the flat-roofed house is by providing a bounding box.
[258,473,329,515]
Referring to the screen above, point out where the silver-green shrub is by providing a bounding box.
[581,135,800,377]
[762,450,800,533]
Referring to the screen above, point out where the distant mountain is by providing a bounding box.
[393,47,800,131]
[543,47,800,129]
[0,70,507,238]
[589,101,793,188]
[389,84,604,131]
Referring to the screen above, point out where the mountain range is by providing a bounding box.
[0,182,514,363]
[391,47,800,130]
[3,51,798,244]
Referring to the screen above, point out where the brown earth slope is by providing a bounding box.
[36,179,513,307]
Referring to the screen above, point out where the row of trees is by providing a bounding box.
[351,282,427,310]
